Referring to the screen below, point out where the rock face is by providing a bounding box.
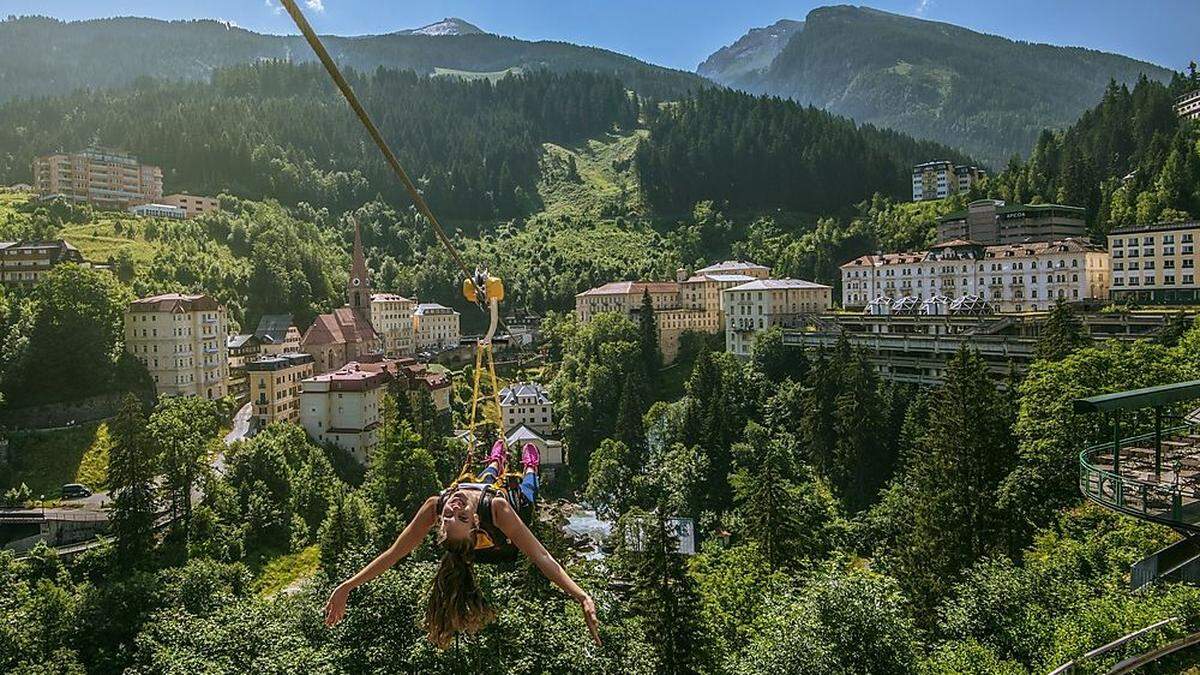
[697,19,804,90]
[696,6,1172,167]
[398,17,485,36]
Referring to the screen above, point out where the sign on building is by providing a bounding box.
[623,515,696,555]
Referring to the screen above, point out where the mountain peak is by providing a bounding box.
[697,19,804,85]
[400,17,485,36]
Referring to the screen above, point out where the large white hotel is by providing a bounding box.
[841,238,1110,313]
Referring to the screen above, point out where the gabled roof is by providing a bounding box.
[254,313,295,342]
[694,260,769,274]
[500,382,550,405]
[414,302,459,316]
[301,307,378,347]
[371,292,413,303]
[505,423,547,444]
[227,333,259,349]
[128,293,220,313]
[726,278,831,292]
[576,281,680,298]
[683,273,757,284]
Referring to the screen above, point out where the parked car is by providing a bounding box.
[60,483,92,500]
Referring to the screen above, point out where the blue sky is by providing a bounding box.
[4,1,1196,72]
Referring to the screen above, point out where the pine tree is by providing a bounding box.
[832,350,886,512]
[317,490,375,580]
[626,506,709,674]
[895,347,1017,614]
[615,371,648,454]
[108,394,158,567]
[147,395,220,545]
[639,289,662,383]
[1035,300,1087,361]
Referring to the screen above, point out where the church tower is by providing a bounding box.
[347,219,372,319]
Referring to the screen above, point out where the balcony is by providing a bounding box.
[1075,381,1200,532]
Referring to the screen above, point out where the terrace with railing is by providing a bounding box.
[1076,381,1200,531]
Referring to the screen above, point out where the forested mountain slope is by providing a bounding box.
[987,70,1200,235]
[700,6,1174,167]
[0,15,706,102]
[0,63,640,220]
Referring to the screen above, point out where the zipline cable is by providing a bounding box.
[278,0,506,329]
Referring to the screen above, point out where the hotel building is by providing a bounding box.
[0,240,87,287]
[1108,221,1200,304]
[413,303,461,351]
[912,161,985,202]
[724,279,833,357]
[499,382,554,435]
[1176,90,1200,121]
[246,353,315,427]
[124,293,229,399]
[300,363,387,463]
[161,193,221,218]
[841,238,1109,313]
[574,261,770,362]
[936,199,1087,245]
[371,293,416,356]
[33,148,162,208]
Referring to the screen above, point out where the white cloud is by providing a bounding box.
[306,0,326,11]
[914,0,934,16]
[265,0,283,15]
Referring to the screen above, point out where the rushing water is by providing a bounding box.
[563,506,613,560]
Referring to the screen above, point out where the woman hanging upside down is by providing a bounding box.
[323,441,601,648]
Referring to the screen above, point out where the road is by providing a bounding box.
[216,402,254,474]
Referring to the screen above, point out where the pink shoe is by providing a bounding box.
[521,442,540,471]
[488,440,507,473]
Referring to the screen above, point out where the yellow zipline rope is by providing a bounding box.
[278,0,504,330]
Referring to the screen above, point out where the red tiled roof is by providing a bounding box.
[576,281,680,297]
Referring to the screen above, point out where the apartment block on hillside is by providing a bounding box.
[1109,221,1200,304]
[33,148,162,208]
[125,293,228,399]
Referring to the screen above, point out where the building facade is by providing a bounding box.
[161,193,220,218]
[1109,221,1200,304]
[1176,89,1200,120]
[125,293,228,399]
[301,222,380,373]
[0,240,87,286]
[499,382,554,435]
[246,353,315,428]
[841,238,1110,312]
[413,303,461,351]
[575,261,770,363]
[300,363,386,463]
[33,148,162,208]
[937,199,1087,245]
[723,279,833,357]
[128,203,185,220]
[226,333,263,398]
[254,314,302,356]
[912,160,984,202]
[356,354,453,413]
[371,293,416,356]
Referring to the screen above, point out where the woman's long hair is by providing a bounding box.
[424,532,495,648]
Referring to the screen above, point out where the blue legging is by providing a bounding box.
[481,465,538,506]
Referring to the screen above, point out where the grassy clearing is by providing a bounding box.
[4,422,111,496]
[251,544,321,597]
[58,219,160,266]
[433,66,523,82]
[537,128,647,219]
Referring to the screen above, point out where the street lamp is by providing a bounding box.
[39,494,45,517]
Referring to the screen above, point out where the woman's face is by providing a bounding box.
[440,489,478,543]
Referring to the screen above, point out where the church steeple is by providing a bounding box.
[347,218,372,317]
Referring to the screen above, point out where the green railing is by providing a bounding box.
[1079,425,1200,528]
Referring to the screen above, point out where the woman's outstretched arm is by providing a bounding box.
[324,495,440,626]
[493,499,601,645]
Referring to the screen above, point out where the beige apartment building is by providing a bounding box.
[246,353,315,427]
[300,363,387,463]
[1109,221,1200,304]
[33,148,162,208]
[912,160,984,202]
[574,261,770,362]
[125,293,229,399]
[1176,90,1200,120]
[161,193,220,218]
[724,279,833,357]
[0,240,88,286]
[413,303,461,351]
[499,382,554,435]
[371,293,416,356]
[841,238,1109,313]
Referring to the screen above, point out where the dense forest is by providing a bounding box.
[702,5,1175,168]
[0,15,706,103]
[987,68,1200,236]
[7,304,1200,673]
[0,62,639,220]
[634,87,976,215]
